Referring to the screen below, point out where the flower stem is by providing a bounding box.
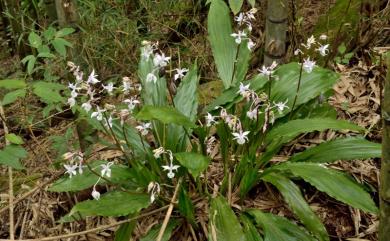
[289,60,304,120]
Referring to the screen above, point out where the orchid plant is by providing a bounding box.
[48,1,380,240]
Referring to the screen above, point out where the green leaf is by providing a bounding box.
[114,215,137,241]
[208,0,237,88]
[205,74,268,113]
[55,27,75,38]
[28,31,42,48]
[138,52,167,107]
[32,81,65,104]
[229,0,244,15]
[272,163,378,214]
[178,186,196,226]
[269,63,339,118]
[69,191,150,217]
[5,134,24,145]
[37,52,56,58]
[233,38,251,85]
[261,173,328,241]
[247,210,317,241]
[289,137,381,163]
[240,215,263,241]
[136,105,196,129]
[140,220,179,241]
[2,89,26,106]
[0,144,27,169]
[338,43,346,54]
[52,38,72,57]
[0,79,26,89]
[49,161,135,192]
[175,152,210,179]
[168,64,199,151]
[37,44,50,54]
[247,0,255,7]
[43,27,56,41]
[265,118,364,146]
[21,55,37,75]
[209,196,246,241]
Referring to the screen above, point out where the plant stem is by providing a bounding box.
[0,104,14,240]
[289,59,304,119]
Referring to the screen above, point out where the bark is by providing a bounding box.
[380,51,390,240]
[264,0,288,66]
[54,0,78,27]
[44,0,58,23]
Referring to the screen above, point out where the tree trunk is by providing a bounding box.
[54,0,79,27]
[380,51,390,240]
[1,0,26,55]
[44,0,58,23]
[264,0,288,66]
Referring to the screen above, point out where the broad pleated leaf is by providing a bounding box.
[208,0,237,88]
[273,163,378,214]
[229,0,244,14]
[262,173,328,241]
[265,118,364,145]
[114,217,137,241]
[0,79,26,89]
[138,50,167,107]
[233,39,252,86]
[49,161,135,192]
[175,152,210,179]
[247,210,316,241]
[209,196,246,241]
[270,63,339,117]
[168,64,199,151]
[178,186,196,226]
[0,144,27,169]
[136,105,196,129]
[240,215,263,241]
[289,137,381,163]
[69,191,149,217]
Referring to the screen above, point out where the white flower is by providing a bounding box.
[162,162,180,179]
[67,97,76,107]
[206,113,217,127]
[91,186,100,200]
[75,71,83,83]
[147,182,161,203]
[232,130,250,145]
[81,101,92,112]
[303,58,316,73]
[302,35,316,49]
[91,106,106,121]
[319,34,327,40]
[102,82,116,94]
[103,115,113,128]
[258,61,278,77]
[100,162,114,178]
[70,89,78,98]
[294,49,303,56]
[153,53,171,68]
[78,163,84,174]
[122,77,132,93]
[146,73,158,83]
[247,39,255,51]
[316,44,329,57]
[234,13,245,25]
[68,82,79,91]
[142,44,154,60]
[136,122,152,136]
[237,82,251,96]
[64,164,78,178]
[87,69,99,84]
[123,98,140,112]
[153,147,165,159]
[174,68,189,80]
[246,108,258,120]
[273,100,289,114]
[231,31,247,44]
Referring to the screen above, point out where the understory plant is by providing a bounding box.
[48,1,380,240]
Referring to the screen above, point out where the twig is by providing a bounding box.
[0,171,64,214]
[0,104,14,240]
[156,178,182,241]
[0,205,169,241]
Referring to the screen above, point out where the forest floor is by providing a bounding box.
[0,0,389,240]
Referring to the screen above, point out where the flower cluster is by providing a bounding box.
[231,8,257,51]
[147,181,161,203]
[66,62,153,136]
[62,151,84,178]
[153,147,180,179]
[294,35,330,73]
[141,41,188,85]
